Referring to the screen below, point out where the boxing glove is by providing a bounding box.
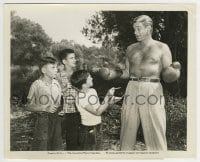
[99,68,123,80]
[162,61,181,83]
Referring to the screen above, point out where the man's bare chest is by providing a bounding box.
[128,47,162,65]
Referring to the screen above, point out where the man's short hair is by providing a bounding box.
[71,70,90,90]
[39,56,57,69]
[59,48,75,63]
[133,15,153,28]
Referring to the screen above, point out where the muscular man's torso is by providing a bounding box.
[127,40,164,78]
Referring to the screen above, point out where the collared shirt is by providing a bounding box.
[57,71,77,113]
[27,78,61,109]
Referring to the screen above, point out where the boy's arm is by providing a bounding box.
[26,100,57,113]
[83,97,109,116]
[26,99,47,112]
[81,88,114,116]
[26,81,57,113]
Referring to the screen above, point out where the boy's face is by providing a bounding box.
[42,63,58,79]
[85,74,93,88]
[63,53,76,68]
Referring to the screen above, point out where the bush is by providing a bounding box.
[11,65,40,104]
[164,90,187,150]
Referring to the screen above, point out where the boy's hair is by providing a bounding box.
[71,70,90,90]
[59,48,75,64]
[39,56,57,69]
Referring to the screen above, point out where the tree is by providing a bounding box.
[11,11,52,66]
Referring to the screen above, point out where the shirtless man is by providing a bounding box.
[98,15,181,150]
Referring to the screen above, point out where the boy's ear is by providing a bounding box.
[82,83,86,89]
[62,59,66,65]
[41,66,46,74]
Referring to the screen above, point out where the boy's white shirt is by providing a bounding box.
[76,88,102,126]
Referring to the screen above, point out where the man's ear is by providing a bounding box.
[146,25,152,33]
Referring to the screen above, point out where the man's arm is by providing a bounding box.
[161,44,181,83]
[98,47,131,80]
[120,57,130,79]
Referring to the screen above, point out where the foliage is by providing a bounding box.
[11,11,52,66]
[11,65,40,103]
[51,39,124,71]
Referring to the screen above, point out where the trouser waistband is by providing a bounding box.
[129,77,160,82]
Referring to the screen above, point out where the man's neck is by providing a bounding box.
[140,36,153,47]
[41,75,53,84]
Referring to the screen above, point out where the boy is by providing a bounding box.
[71,70,121,150]
[26,56,63,151]
[56,48,80,150]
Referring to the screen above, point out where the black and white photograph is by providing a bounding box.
[3,3,196,159]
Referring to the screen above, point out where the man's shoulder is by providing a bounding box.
[127,43,139,51]
[154,40,169,49]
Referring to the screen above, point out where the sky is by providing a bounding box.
[14,5,101,47]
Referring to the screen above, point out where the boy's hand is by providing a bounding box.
[45,105,57,113]
[109,96,123,105]
[58,110,65,116]
[106,87,121,97]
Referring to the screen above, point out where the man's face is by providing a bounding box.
[63,53,76,68]
[42,63,58,79]
[133,22,150,41]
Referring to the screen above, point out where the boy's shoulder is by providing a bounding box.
[88,88,98,95]
[30,79,41,88]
